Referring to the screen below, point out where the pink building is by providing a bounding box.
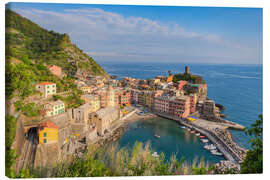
[189,94,197,113]
[48,65,62,77]
[177,80,188,90]
[154,95,190,118]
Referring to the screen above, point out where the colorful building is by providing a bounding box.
[35,82,57,98]
[81,94,100,112]
[118,90,131,106]
[38,121,58,144]
[166,75,173,83]
[189,94,197,113]
[79,86,93,93]
[43,100,65,117]
[154,94,190,118]
[177,80,188,90]
[48,65,62,77]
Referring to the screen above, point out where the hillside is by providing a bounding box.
[5,9,106,78]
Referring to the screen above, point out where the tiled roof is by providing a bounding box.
[39,121,58,129]
[37,82,55,86]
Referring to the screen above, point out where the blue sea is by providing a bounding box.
[98,61,262,162]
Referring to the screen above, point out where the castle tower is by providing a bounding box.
[185,66,190,75]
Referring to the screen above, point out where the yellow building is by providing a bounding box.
[107,85,115,107]
[81,94,100,112]
[145,92,154,108]
[38,121,58,144]
[79,86,93,93]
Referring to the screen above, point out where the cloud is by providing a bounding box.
[13,7,260,64]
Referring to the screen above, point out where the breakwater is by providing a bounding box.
[155,112,246,167]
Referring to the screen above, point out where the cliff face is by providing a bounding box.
[5,9,106,78]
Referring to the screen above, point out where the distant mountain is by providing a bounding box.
[5,9,106,78]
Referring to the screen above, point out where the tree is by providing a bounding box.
[241,114,263,173]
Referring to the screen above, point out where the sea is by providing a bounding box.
[98,61,263,163]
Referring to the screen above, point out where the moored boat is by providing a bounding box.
[201,139,209,143]
[200,135,206,138]
[154,134,160,138]
[195,133,200,136]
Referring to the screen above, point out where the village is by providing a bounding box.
[15,65,246,172]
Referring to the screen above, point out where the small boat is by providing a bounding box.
[152,152,159,158]
[208,144,217,150]
[180,126,186,129]
[191,130,196,134]
[211,150,223,156]
[200,139,209,143]
[154,134,160,138]
[200,135,206,138]
[204,144,211,150]
[187,128,191,131]
[195,133,200,136]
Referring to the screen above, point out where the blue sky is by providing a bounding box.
[7,2,262,64]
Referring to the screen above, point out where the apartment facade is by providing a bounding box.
[43,100,65,117]
[35,82,57,98]
[81,94,100,112]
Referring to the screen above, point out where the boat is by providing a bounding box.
[200,135,206,138]
[180,126,186,129]
[208,144,217,150]
[195,133,200,136]
[204,144,211,150]
[211,150,223,156]
[200,139,209,143]
[152,152,159,158]
[204,144,216,150]
[154,134,160,138]
[191,130,196,134]
[187,128,191,131]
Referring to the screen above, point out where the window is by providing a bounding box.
[52,90,55,92]
[43,132,47,137]
[47,91,50,93]
[43,139,47,143]
[52,85,55,87]
[51,112,53,115]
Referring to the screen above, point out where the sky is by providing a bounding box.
[7,2,262,64]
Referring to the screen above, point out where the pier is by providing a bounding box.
[155,112,247,167]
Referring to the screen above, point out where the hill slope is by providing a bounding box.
[5,9,106,78]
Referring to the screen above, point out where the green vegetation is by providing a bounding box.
[25,142,215,177]
[5,115,17,178]
[241,114,263,174]
[53,91,85,109]
[6,9,106,79]
[14,101,41,117]
[173,73,206,84]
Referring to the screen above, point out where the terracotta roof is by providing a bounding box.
[37,82,55,86]
[39,121,58,129]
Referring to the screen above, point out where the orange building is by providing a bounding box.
[166,75,173,83]
[38,121,58,144]
[48,65,62,77]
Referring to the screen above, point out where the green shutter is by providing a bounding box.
[44,132,47,137]
[43,139,47,143]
